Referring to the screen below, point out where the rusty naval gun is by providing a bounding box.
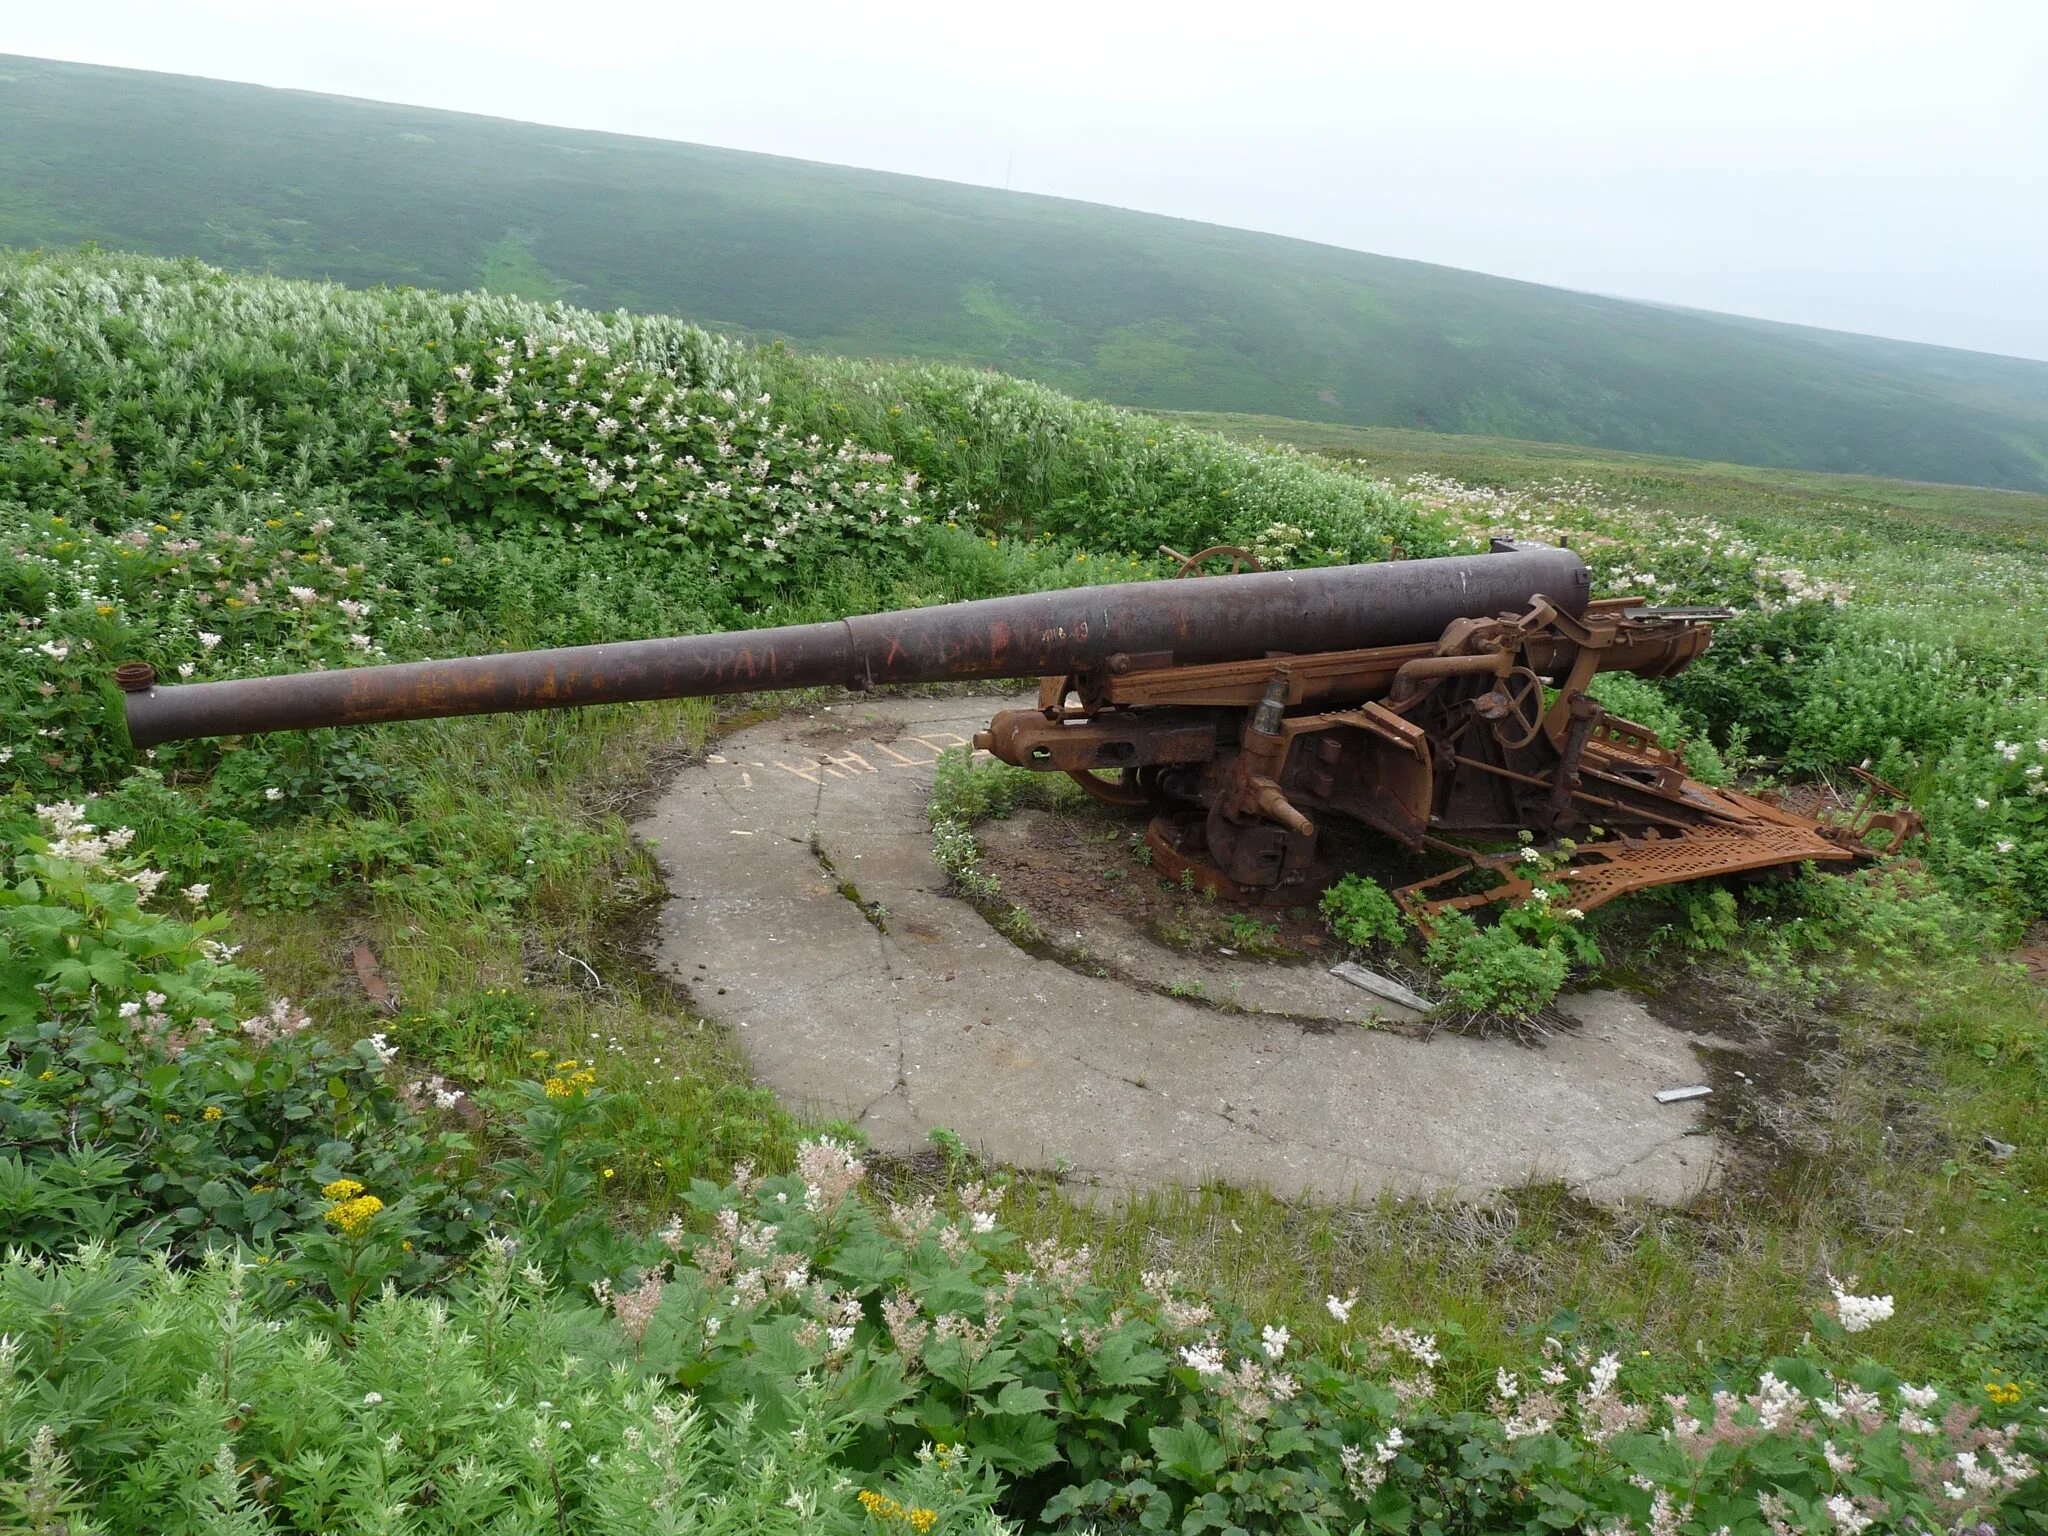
[116,541,1914,923]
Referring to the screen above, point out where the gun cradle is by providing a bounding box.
[974,595,1919,926]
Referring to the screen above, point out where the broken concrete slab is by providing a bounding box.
[632,693,1722,1204]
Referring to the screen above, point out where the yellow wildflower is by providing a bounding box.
[543,1065,597,1099]
[322,1177,365,1201]
[202,1105,224,1121]
[323,1193,384,1237]
[857,1489,904,1522]
[908,1510,937,1535]
[602,1168,616,1180]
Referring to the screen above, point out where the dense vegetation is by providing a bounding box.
[2,248,2045,1531]
[5,54,2048,491]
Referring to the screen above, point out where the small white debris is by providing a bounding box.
[1655,1084,1712,1104]
[730,829,755,836]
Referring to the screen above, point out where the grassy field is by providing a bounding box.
[1173,413,2048,537]
[4,53,2048,493]
[2,249,2044,1528]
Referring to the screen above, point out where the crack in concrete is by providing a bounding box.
[634,695,1722,1205]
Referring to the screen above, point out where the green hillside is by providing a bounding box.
[4,53,2047,491]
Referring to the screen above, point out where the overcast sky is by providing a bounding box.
[11,0,2047,361]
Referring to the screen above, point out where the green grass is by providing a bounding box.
[4,54,2048,491]
[1170,413,2048,540]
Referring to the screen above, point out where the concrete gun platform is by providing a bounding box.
[633,694,1721,1203]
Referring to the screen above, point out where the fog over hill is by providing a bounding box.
[3,53,2045,491]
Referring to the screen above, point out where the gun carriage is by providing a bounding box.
[117,541,1913,923]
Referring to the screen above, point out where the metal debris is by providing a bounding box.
[1654,1084,1712,1104]
[1330,961,1434,1014]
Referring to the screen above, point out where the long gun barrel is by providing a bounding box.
[119,544,1590,748]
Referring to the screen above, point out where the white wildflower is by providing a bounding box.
[1180,1340,1226,1377]
[1829,1277,1894,1333]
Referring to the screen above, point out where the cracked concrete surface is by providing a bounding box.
[634,695,1721,1203]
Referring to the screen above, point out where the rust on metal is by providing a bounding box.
[121,545,1590,747]
[116,539,1915,922]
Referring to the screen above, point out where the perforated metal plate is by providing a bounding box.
[1557,822,1853,909]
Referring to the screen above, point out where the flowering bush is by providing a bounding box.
[8,1140,2038,1534]
[0,800,489,1263]
[0,493,404,792]
[786,356,1449,565]
[0,1243,1013,1536]
[380,332,952,602]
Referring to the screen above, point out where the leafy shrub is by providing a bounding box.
[0,1244,1013,1536]
[777,356,1451,564]
[0,800,487,1263]
[1319,872,1405,948]
[1424,910,1572,1020]
[5,1154,2040,1534]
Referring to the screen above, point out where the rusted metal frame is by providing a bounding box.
[1545,694,1602,824]
[1446,752,1706,832]
[974,707,1219,773]
[1086,609,1707,717]
[1094,641,1439,710]
[1386,651,1514,708]
[1570,757,1753,826]
[1825,765,1925,849]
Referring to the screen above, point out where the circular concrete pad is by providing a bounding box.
[634,694,1720,1203]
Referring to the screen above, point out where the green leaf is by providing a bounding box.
[991,1380,1052,1416]
[1367,1485,1414,1529]
[1089,1327,1169,1388]
[1148,1421,1228,1482]
[87,952,135,989]
[970,1410,1061,1474]
[833,1353,916,1428]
